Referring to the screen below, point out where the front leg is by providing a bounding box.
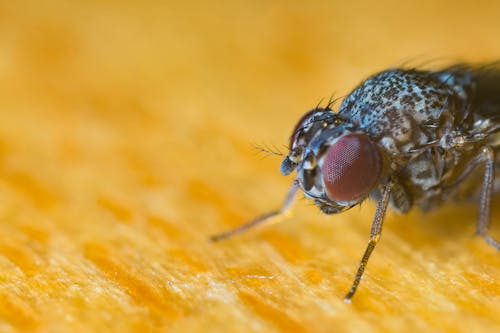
[344,179,394,303]
[210,182,299,242]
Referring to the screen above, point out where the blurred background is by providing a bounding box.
[0,0,499,332]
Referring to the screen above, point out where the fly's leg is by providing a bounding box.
[476,146,500,250]
[210,182,299,242]
[344,179,394,303]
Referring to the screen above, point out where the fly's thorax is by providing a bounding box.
[338,69,475,156]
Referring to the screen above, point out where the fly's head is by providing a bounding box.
[281,107,384,214]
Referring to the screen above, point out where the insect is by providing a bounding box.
[211,63,500,302]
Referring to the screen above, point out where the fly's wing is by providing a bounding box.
[441,63,500,195]
[441,63,500,128]
[471,63,500,123]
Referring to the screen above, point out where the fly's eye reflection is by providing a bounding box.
[322,133,382,202]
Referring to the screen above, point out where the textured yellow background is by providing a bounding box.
[0,0,499,332]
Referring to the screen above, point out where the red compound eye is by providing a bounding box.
[321,133,382,202]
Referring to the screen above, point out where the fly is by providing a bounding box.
[211,63,500,302]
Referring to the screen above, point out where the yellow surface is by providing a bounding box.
[0,1,499,332]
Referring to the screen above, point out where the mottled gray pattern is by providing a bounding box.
[338,69,473,153]
[284,66,500,214]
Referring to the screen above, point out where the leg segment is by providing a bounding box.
[476,146,500,250]
[344,179,394,303]
[210,182,299,242]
